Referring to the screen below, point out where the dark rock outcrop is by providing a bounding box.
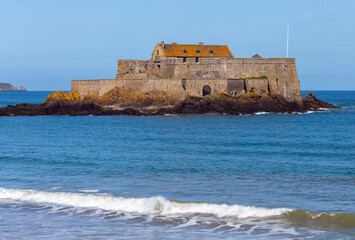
[0,102,140,116]
[0,92,339,116]
[302,91,340,110]
[154,94,301,115]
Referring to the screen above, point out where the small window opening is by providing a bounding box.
[157,50,159,55]
[209,50,214,56]
[183,49,187,55]
[183,57,186,63]
[276,78,279,85]
[196,50,200,55]
[157,64,161,69]
[195,57,199,63]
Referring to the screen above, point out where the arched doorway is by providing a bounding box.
[202,85,211,96]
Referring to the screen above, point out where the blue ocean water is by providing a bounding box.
[0,91,354,239]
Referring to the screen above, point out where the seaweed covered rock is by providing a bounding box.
[0,102,104,116]
[155,93,303,115]
[0,101,143,116]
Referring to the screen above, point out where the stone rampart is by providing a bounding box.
[72,78,228,100]
[71,80,101,96]
[72,56,302,103]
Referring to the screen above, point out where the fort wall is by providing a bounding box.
[72,78,228,100]
[71,80,100,96]
[72,57,302,103]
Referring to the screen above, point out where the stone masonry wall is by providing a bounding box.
[72,78,228,100]
[71,80,100,96]
[72,56,302,103]
[114,57,301,103]
[245,79,269,93]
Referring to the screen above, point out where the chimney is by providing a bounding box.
[161,41,165,49]
[199,42,203,45]
[172,42,177,45]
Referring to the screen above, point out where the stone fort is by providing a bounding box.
[72,41,302,103]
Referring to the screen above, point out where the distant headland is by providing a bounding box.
[0,42,339,116]
[0,82,26,92]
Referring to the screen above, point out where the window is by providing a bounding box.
[183,49,187,55]
[196,50,200,55]
[195,57,199,63]
[183,57,186,63]
[209,50,214,56]
[157,50,159,55]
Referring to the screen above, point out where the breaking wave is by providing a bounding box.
[0,187,290,219]
[0,187,354,229]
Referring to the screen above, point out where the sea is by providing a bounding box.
[0,90,354,239]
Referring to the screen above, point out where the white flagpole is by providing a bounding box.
[287,24,289,57]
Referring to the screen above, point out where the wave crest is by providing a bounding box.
[0,187,290,219]
[2,187,354,229]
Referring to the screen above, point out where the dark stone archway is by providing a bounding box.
[202,85,212,96]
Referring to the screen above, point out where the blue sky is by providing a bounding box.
[0,0,354,90]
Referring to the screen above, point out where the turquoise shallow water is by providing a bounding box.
[0,91,354,239]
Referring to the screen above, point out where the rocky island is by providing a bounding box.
[0,88,339,116]
[0,82,26,92]
[0,42,340,116]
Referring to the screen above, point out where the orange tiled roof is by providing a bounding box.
[161,44,234,58]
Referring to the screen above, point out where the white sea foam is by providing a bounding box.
[254,112,270,115]
[0,187,292,219]
[304,111,315,114]
[78,189,100,193]
[177,218,198,228]
[291,109,332,115]
[291,111,315,114]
